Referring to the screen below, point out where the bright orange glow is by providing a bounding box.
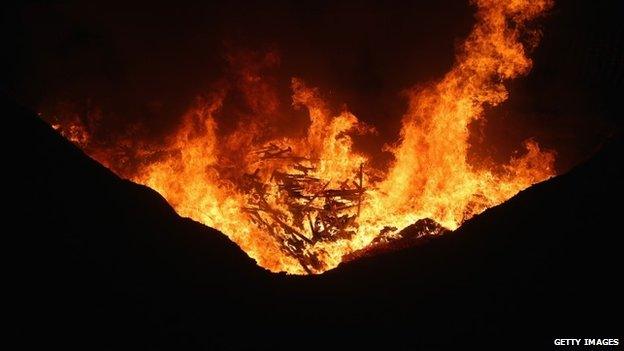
[49,0,555,274]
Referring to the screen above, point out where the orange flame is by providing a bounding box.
[50,0,555,274]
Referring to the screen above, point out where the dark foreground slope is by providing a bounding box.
[10,97,622,350]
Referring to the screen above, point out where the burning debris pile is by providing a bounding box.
[242,144,367,273]
[46,0,557,274]
[240,143,449,273]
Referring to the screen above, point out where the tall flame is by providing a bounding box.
[49,0,555,274]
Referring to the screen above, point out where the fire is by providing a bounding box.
[48,0,555,274]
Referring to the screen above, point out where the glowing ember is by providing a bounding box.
[48,0,556,274]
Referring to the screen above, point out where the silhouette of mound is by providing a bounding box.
[11,96,622,350]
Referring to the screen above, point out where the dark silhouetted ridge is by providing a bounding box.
[10,95,622,350]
